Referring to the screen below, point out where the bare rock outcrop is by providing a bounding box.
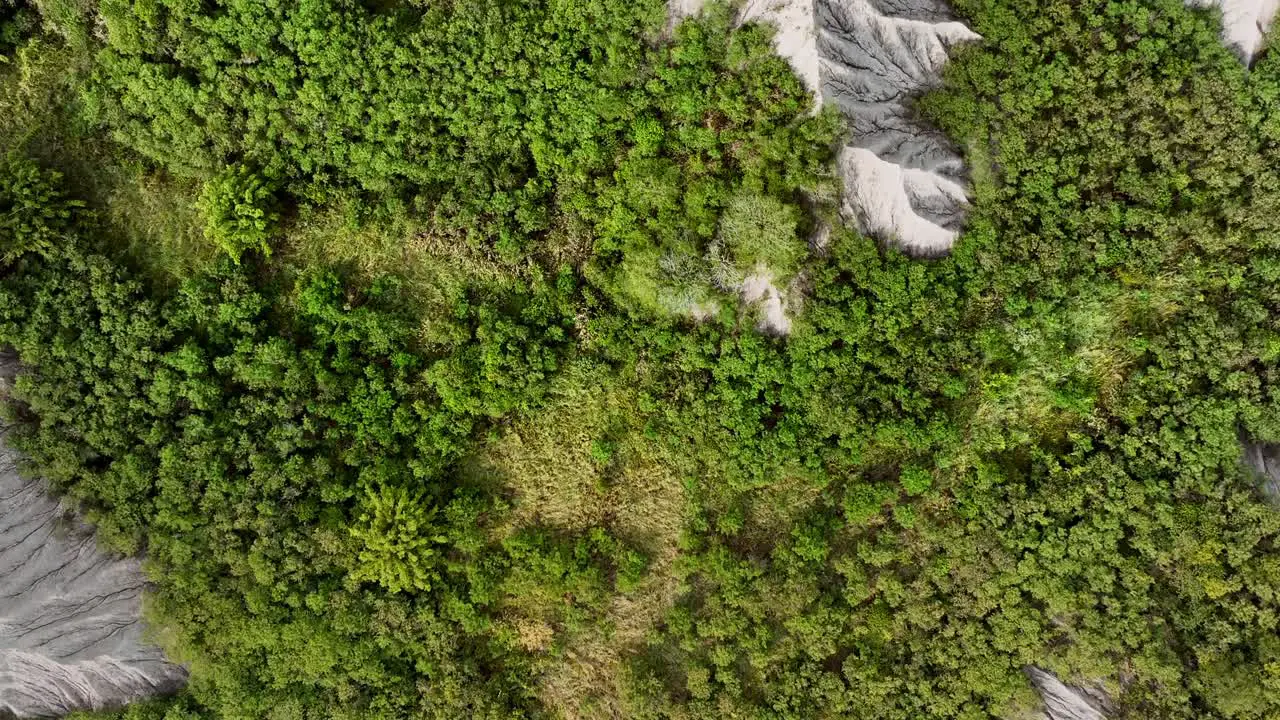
[671,0,978,255]
[668,0,821,96]
[1187,0,1279,62]
[0,356,185,718]
[819,0,979,255]
[740,0,824,97]
[740,269,796,334]
[1243,439,1280,503]
[665,0,978,333]
[1026,668,1114,720]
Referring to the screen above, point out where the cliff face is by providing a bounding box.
[0,357,185,718]
[1025,668,1114,720]
[670,0,979,255]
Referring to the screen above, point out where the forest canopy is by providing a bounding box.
[7,0,1280,718]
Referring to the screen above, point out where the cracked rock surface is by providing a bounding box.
[1026,668,1114,720]
[670,0,978,254]
[818,0,979,254]
[0,355,185,718]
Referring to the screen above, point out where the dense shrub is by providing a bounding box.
[0,155,78,261]
[196,164,279,262]
[601,2,1280,718]
[0,0,37,55]
[84,0,837,315]
[717,190,805,279]
[0,160,642,718]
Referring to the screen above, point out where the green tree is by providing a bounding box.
[196,164,279,262]
[349,482,446,594]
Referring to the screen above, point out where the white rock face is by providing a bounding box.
[819,0,979,254]
[740,270,794,334]
[668,0,821,97]
[1026,668,1114,720]
[1188,0,1279,61]
[0,357,185,718]
[667,0,709,33]
[838,146,967,255]
[740,0,824,99]
[665,0,978,333]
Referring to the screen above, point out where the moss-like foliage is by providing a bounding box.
[0,0,37,56]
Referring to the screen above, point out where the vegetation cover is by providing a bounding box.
[7,0,1280,718]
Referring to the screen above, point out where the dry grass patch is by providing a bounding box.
[280,204,531,344]
[461,362,689,719]
[465,363,686,549]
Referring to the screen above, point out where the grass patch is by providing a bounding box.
[0,36,213,285]
[461,360,688,718]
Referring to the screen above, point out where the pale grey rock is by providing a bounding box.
[818,0,979,254]
[666,0,708,33]
[1187,0,1279,62]
[1026,668,1114,720]
[663,0,979,332]
[1243,439,1280,503]
[668,0,821,98]
[739,0,823,98]
[0,355,185,718]
[669,0,979,253]
[740,268,795,335]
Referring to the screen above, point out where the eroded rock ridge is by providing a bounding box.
[819,0,979,254]
[0,356,185,718]
[1026,668,1114,720]
[671,0,979,254]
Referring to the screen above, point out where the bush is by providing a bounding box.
[349,483,446,594]
[717,190,805,279]
[0,0,37,56]
[196,164,279,263]
[0,154,77,262]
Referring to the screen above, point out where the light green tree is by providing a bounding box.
[349,482,446,594]
[196,164,279,263]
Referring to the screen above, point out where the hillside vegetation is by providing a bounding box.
[8,0,1280,718]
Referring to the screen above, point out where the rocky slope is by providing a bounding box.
[0,357,185,718]
[1026,668,1115,720]
[671,0,978,255]
[820,0,979,255]
[668,0,977,333]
